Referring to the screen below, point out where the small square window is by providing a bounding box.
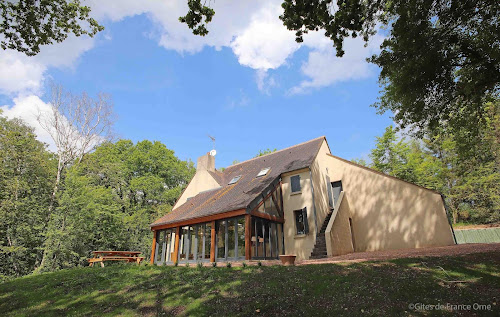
[291,175,301,193]
[256,167,270,177]
[228,175,241,185]
[294,207,308,235]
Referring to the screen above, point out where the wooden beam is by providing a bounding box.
[173,227,180,264]
[151,209,247,230]
[245,214,251,260]
[210,221,216,262]
[150,230,157,265]
[250,210,284,223]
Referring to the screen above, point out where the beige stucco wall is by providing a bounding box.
[323,154,455,252]
[310,140,334,233]
[281,168,317,261]
[325,192,354,256]
[173,170,220,210]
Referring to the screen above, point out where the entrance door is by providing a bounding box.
[331,181,343,205]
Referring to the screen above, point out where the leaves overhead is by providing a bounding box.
[178,0,215,36]
[0,0,104,56]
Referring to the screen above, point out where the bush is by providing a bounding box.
[197,262,203,268]
[212,262,217,267]
[242,262,247,267]
[226,262,232,268]
[257,261,262,267]
[174,262,178,267]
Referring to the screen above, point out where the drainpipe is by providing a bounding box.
[308,168,319,236]
[441,194,457,245]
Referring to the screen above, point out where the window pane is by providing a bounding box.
[197,225,203,261]
[189,226,196,261]
[264,222,270,258]
[237,217,245,258]
[179,226,188,262]
[251,217,257,258]
[217,220,226,259]
[204,224,211,260]
[295,210,306,234]
[227,219,236,258]
[165,230,173,263]
[291,175,301,192]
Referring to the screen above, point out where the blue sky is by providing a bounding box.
[0,1,393,169]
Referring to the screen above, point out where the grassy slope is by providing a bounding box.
[1,253,499,316]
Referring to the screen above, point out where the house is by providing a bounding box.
[150,137,456,264]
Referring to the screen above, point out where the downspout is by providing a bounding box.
[441,194,457,245]
[309,168,319,236]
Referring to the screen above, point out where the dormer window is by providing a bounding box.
[228,175,241,185]
[256,167,270,177]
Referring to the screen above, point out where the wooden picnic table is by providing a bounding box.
[88,251,144,267]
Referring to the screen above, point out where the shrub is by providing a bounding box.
[197,262,203,268]
[226,262,232,268]
[174,262,178,267]
[212,262,217,267]
[185,263,190,267]
[242,262,247,267]
[257,261,262,267]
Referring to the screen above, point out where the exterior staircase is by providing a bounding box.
[309,211,334,259]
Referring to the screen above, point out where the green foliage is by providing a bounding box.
[365,100,500,224]
[0,114,55,277]
[0,0,104,56]
[178,0,215,36]
[212,262,217,267]
[0,110,195,277]
[40,140,195,271]
[226,262,231,268]
[255,148,277,157]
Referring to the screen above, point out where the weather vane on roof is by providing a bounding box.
[208,135,216,156]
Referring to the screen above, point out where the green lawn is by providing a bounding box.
[1,253,499,316]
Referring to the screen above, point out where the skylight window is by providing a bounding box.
[228,175,241,185]
[256,167,270,177]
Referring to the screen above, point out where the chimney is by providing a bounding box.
[197,152,215,172]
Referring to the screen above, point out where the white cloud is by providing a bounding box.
[0,95,57,150]
[289,33,384,94]
[256,70,278,94]
[0,0,383,97]
[230,4,299,70]
[0,35,95,96]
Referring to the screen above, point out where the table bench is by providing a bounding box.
[89,251,144,267]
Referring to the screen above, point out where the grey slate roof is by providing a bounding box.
[151,136,325,227]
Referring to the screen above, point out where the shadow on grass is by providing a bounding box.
[1,252,499,316]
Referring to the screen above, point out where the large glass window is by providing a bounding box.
[217,220,226,259]
[237,218,245,258]
[227,219,236,258]
[154,229,176,265]
[251,217,283,260]
[204,223,211,260]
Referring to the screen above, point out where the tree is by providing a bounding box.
[36,83,114,271]
[48,140,195,270]
[1,0,103,56]
[182,0,500,135]
[255,148,277,157]
[0,111,54,278]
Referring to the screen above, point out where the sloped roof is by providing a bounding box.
[151,136,325,228]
